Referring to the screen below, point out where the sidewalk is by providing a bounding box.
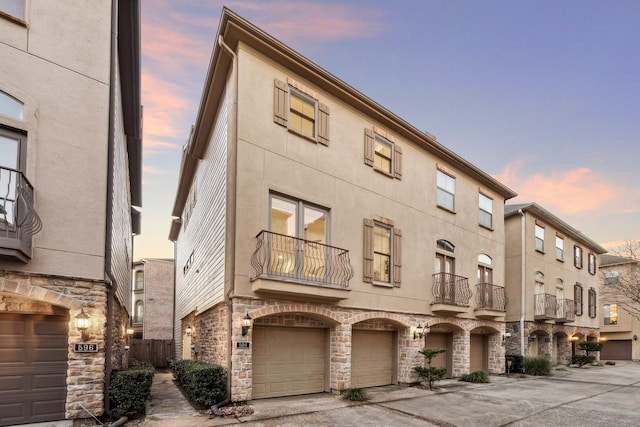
[140,369,203,426]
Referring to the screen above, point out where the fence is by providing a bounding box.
[129,339,174,368]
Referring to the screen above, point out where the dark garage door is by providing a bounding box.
[600,340,632,360]
[0,313,68,426]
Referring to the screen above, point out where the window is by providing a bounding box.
[574,283,583,316]
[273,78,329,145]
[0,127,27,229]
[588,253,596,275]
[479,193,493,229]
[134,300,144,324]
[0,0,25,21]
[574,245,583,268]
[363,129,402,179]
[134,270,144,290]
[363,217,401,287]
[0,90,24,119]
[588,288,596,318]
[535,224,545,252]
[604,270,619,285]
[555,235,564,261]
[604,304,618,325]
[477,254,493,306]
[437,170,455,211]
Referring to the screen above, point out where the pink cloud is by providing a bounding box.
[142,69,193,142]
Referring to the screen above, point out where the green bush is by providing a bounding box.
[108,363,154,416]
[505,354,524,374]
[460,371,490,383]
[170,359,227,407]
[523,356,552,376]
[578,341,603,353]
[342,387,369,401]
[414,348,447,390]
[572,354,596,367]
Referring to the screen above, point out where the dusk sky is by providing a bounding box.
[135,0,640,260]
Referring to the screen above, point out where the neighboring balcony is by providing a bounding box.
[534,293,557,321]
[474,283,507,320]
[431,273,472,315]
[555,299,576,323]
[0,167,42,263]
[250,230,354,301]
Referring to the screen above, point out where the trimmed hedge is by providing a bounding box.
[505,354,524,374]
[108,361,154,416]
[170,360,227,407]
[523,356,552,376]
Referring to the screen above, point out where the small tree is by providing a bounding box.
[572,341,603,367]
[414,348,447,390]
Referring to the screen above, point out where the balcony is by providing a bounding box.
[0,167,42,262]
[431,273,472,315]
[250,230,353,301]
[474,283,507,319]
[534,293,557,321]
[555,299,576,323]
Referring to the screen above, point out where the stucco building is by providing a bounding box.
[504,203,606,364]
[132,258,175,339]
[0,1,141,425]
[170,8,517,402]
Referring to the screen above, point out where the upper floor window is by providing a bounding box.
[574,283,583,316]
[363,217,401,287]
[1,127,27,228]
[270,193,328,242]
[574,245,583,269]
[555,235,564,261]
[479,193,493,229]
[437,170,455,211]
[134,270,144,290]
[588,288,596,318]
[604,270,619,285]
[134,300,144,324]
[274,78,329,145]
[535,224,545,252]
[0,0,25,21]
[0,91,24,120]
[363,128,402,179]
[603,303,618,325]
[588,253,596,275]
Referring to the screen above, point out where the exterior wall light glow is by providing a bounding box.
[414,324,430,340]
[186,325,192,336]
[503,332,512,343]
[242,313,252,336]
[75,308,91,341]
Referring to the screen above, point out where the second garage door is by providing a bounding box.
[600,340,632,360]
[470,334,487,372]
[252,326,325,399]
[351,330,393,388]
[424,333,451,378]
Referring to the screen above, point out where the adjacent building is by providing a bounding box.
[504,203,607,364]
[0,1,142,425]
[599,254,640,361]
[132,258,175,339]
[170,8,517,402]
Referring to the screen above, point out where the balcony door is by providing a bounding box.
[269,194,328,280]
[0,130,25,230]
[435,253,455,303]
[477,264,493,308]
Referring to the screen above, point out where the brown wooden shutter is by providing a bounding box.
[364,128,375,166]
[363,218,374,283]
[318,102,329,146]
[393,144,402,179]
[393,228,402,287]
[274,78,288,127]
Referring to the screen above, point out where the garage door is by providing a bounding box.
[600,340,632,360]
[351,330,393,388]
[252,326,325,399]
[470,334,486,372]
[0,314,68,427]
[424,333,451,378]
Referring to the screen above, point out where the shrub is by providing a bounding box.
[342,387,368,401]
[171,359,227,407]
[414,348,447,390]
[572,354,596,367]
[523,356,551,376]
[578,341,603,353]
[460,371,490,383]
[505,354,524,374]
[108,363,155,416]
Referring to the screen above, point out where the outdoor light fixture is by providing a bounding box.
[241,313,252,336]
[75,308,91,341]
[185,325,192,336]
[126,327,134,336]
[634,335,638,341]
[414,324,430,340]
[503,332,512,343]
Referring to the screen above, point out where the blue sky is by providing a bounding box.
[135,0,640,259]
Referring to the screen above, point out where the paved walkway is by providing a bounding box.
[140,370,202,426]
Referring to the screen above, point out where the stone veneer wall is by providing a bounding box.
[0,272,109,419]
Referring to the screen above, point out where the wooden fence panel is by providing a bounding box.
[130,339,174,368]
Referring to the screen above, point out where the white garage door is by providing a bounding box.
[252,326,325,399]
[351,330,393,388]
[0,314,68,427]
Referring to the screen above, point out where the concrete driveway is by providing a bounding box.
[142,362,640,427]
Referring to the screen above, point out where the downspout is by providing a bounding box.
[217,34,238,405]
[518,209,525,356]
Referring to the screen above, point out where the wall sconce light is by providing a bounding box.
[242,313,252,336]
[634,335,638,341]
[414,324,430,340]
[503,332,512,343]
[528,334,536,340]
[126,327,134,336]
[186,325,192,336]
[569,335,579,342]
[75,308,91,341]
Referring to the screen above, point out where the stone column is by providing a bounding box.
[452,330,470,377]
[230,310,252,401]
[398,327,423,384]
[488,333,505,374]
[330,323,351,392]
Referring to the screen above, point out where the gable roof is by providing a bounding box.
[600,254,637,267]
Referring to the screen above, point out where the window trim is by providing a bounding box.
[555,234,564,261]
[588,288,596,318]
[436,169,456,212]
[478,192,493,230]
[603,303,618,325]
[574,245,583,269]
[0,0,27,26]
[604,270,619,285]
[363,128,402,179]
[269,192,330,243]
[363,216,401,287]
[588,253,596,275]
[134,270,144,290]
[534,223,545,253]
[574,283,583,316]
[273,78,329,145]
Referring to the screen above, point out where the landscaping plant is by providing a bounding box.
[460,371,490,383]
[414,348,447,390]
[342,387,369,401]
[523,356,551,376]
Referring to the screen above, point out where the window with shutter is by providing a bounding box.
[363,217,401,286]
[273,78,329,145]
[574,283,583,316]
[363,128,402,180]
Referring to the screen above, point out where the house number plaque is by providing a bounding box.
[74,343,98,353]
[236,342,250,349]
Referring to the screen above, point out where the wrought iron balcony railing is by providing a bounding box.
[556,298,576,323]
[432,273,472,306]
[250,230,354,288]
[0,166,42,261]
[475,283,507,311]
[534,293,557,320]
